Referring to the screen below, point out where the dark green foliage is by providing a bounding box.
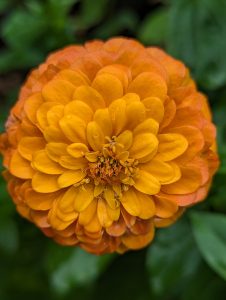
[0,0,226,299]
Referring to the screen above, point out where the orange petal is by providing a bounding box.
[10,151,34,179]
[162,166,201,194]
[25,189,59,210]
[122,224,155,249]
[42,79,75,104]
[18,137,45,161]
[128,72,167,100]
[24,93,44,124]
[55,69,90,86]
[154,194,178,218]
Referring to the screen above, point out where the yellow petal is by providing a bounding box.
[121,188,141,216]
[58,170,86,188]
[86,121,105,151]
[108,98,127,135]
[142,97,164,123]
[97,198,113,227]
[32,172,60,193]
[47,105,64,127]
[78,199,97,226]
[32,150,65,174]
[94,184,105,197]
[92,73,123,105]
[46,142,68,162]
[106,205,120,222]
[10,151,34,179]
[59,156,87,170]
[74,184,94,212]
[134,170,160,195]
[58,186,77,212]
[130,133,158,160]
[84,214,102,233]
[64,100,93,123]
[67,143,88,158]
[18,137,45,161]
[73,85,105,111]
[157,133,188,161]
[126,101,146,129]
[94,108,113,137]
[37,102,59,129]
[59,115,86,143]
[42,79,75,104]
[44,125,69,143]
[136,192,156,219]
[141,158,177,184]
[133,118,159,136]
[128,72,167,100]
[85,151,99,162]
[116,130,133,151]
[104,188,119,209]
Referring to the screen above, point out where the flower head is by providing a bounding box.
[0,38,219,254]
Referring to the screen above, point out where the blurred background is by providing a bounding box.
[1,0,226,299]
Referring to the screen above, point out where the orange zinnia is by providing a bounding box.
[0,38,219,254]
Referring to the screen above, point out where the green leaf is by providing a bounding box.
[146,217,201,298]
[138,8,168,45]
[167,0,226,90]
[47,245,114,295]
[77,0,111,29]
[190,211,226,280]
[94,9,138,39]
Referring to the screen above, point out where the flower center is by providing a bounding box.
[86,136,139,187]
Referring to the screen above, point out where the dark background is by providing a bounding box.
[1,0,226,299]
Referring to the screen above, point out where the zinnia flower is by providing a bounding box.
[0,38,219,254]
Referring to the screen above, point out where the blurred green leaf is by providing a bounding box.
[94,9,138,39]
[167,0,226,90]
[0,219,19,254]
[77,0,111,29]
[138,8,168,45]
[146,218,201,299]
[190,211,226,281]
[47,245,114,295]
